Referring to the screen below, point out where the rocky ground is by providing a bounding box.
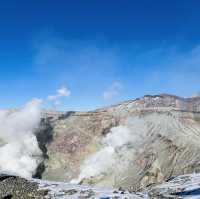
[1,172,200,198]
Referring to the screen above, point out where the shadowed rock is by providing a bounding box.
[0,174,48,199]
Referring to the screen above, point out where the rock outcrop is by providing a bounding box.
[35,94,200,191]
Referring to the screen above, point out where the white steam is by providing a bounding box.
[74,118,147,183]
[0,99,43,178]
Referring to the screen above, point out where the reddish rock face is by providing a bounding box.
[53,133,89,154]
[40,94,200,190]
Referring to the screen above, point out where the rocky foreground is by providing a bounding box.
[1,173,200,198]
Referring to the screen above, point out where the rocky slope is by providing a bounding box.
[35,94,200,191]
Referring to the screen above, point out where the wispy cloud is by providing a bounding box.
[103,81,122,100]
[33,38,119,78]
[47,86,71,107]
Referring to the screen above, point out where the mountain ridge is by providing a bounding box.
[35,93,200,191]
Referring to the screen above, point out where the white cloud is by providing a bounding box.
[103,82,122,100]
[57,87,70,96]
[48,86,71,104]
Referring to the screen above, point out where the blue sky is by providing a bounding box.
[1,0,200,110]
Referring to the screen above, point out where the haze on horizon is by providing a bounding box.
[1,0,200,111]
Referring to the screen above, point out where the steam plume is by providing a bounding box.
[74,118,147,183]
[0,99,43,178]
